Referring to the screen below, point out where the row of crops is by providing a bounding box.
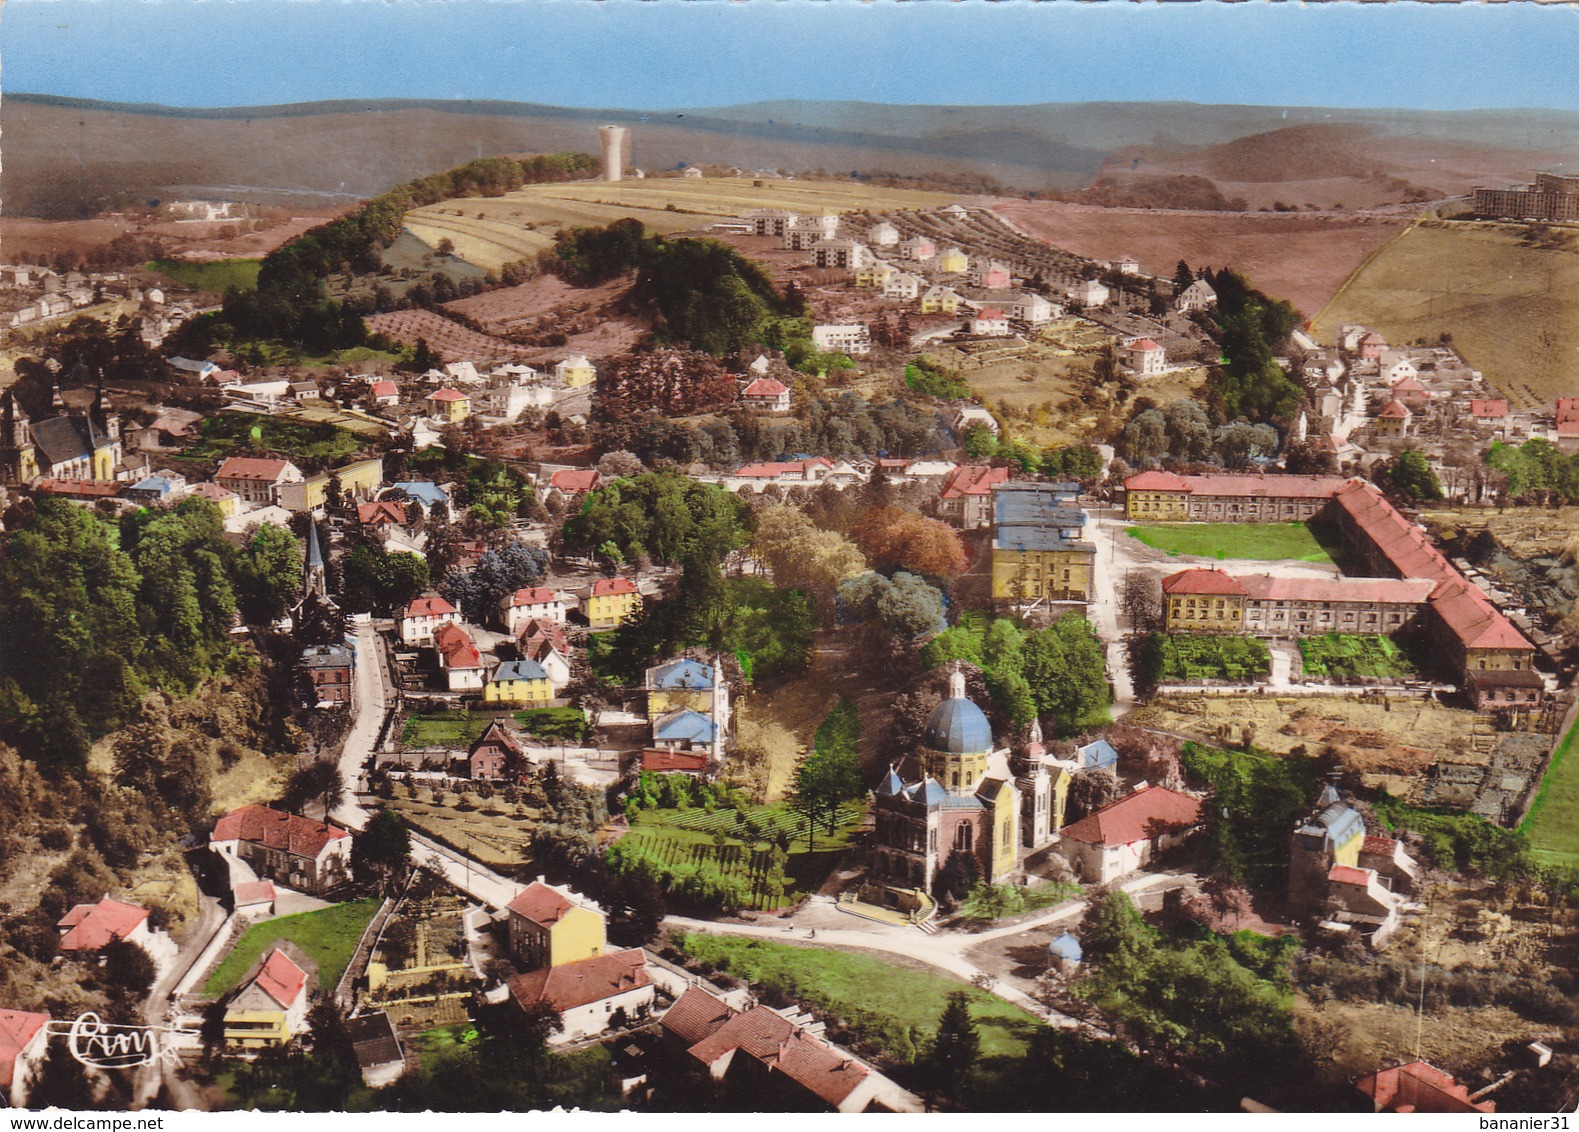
[1298,633,1418,680]
[1144,632,1271,683]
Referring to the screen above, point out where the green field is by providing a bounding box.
[145,257,261,293]
[399,709,582,749]
[1522,719,1579,866]
[621,801,863,911]
[1146,633,1271,683]
[1126,520,1343,563]
[674,933,1045,1064]
[204,898,380,998]
[1313,219,1579,412]
[1298,633,1418,680]
[184,411,364,464]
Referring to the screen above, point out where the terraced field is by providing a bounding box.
[404,177,964,273]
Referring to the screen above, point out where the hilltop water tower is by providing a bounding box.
[597,125,628,183]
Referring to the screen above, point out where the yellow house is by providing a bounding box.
[224,947,309,1049]
[188,482,240,518]
[644,657,718,721]
[426,388,471,422]
[1123,470,1192,520]
[935,247,968,274]
[485,659,554,705]
[920,285,962,315]
[555,356,596,389]
[1160,569,1247,632]
[585,578,640,628]
[991,545,1096,604]
[854,261,894,288]
[276,457,386,513]
[507,880,606,969]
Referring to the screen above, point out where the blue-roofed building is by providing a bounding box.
[123,472,188,505]
[991,482,1097,608]
[485,659,553,705]
[653,708,716,751]
[644,656,729,761]
[385,482,452,516]
[867,668,1022,907]
[1076,739,1119,773]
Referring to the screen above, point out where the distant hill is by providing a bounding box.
[5,93,1579,219]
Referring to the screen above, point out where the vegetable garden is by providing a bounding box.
[1144,633,1270,683]
[1298,633,1418,681]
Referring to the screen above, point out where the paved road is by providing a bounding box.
[1087,509,1137,717]
[331,619,387,833]
[411,834,523,912]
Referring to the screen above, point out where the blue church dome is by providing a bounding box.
[921,670,993,754]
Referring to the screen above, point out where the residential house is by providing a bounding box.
[388,481,452,519]
[897,236,936,262]
[399,595,462,646]
[500,587,568,635]
[1074,738,1119,773]
[433,623,485,692]
[938,464,1013,528]
[991,482,1096,606]
[969,308,1011,337]
[521,636,573,689]
[216,457,305,506]
[425,388,471,423]
[469,720,524,780]
[919,285,963,315]
[187,481,240,517]
[585,577,641,628]
[968,261,1012,290]
[1470,399,1510,424]
[1125,338,1165,376]
[506,879,606,969]
[784,214,840,251]
[661,987,918,1113]
[652,709,717,753]
[556,356,597,388]
[811,239,874,271]
[56,896,154,955]
[739,377,791,413]
[0,1009,49,1108]
[1056,787,1202,883]
[1375,398,1412,437]
[210,804,353,894]
[645,658,724,721]
[276,457,385,514]
[1174,278,1217,311]
[1067,279,1109,308]
[346,1012,406,1089]
[743,209,797,238]
[367,380,400,408]
[358,500,410,532]
[1556,397,1579,454]
[1357,331,1387,360]
[1114,254,1141,275]
[485,659,554,705]
[935,247,968,274]
[952,406,999,437]
[546,468,601,506]
[867,220,900,246]
[299,644,354,708]
[1005,292,1059,325]
[169,356,220,382]
[506,949,653,1044]
[853,260,895,288]
[1389,374,1430,407]
[882,271,923,302]
[224,946,311,1049]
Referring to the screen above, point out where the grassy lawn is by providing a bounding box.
[204,898,380,998]
[673,933,1045,1065]
[145,257,261,293]
[621,801,863,910]
[1299,633,1418,680]
[184,411,364,464]
[1522,719,1579,866]
[1127,520,1343,563]
[401,709,500,748]
[1146,632,1271,683]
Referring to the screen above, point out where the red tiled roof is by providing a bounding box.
[1558,422,1579,438]
[188,482,237,502]
[1236,574,1437,605]
[742,377,789,397]
[1360,332,1386,345]
[506,948,649,1014]
[0,1009,49,1090]
[211,804,350,860]
[1129,338,1161,351]
[976,308,1005,321]
[1058,787,1201,847]
[358,500,407,526]
[1355,1061,1494,1114]
[402,595,457,619]
[1328,864,1373,886]
[684,1002,870,1108]
[1124,470,1189,492]
[1556,397,1579,425]
[734,458,833,478]
[1390,375,1426,392]
[33,478,123,498]
[592,577,638,597]
[1160,568,1247,596]
[641,748,710,774]
[1469,400,1509,419]
[57,897,150,951]
[216,457,294,482]
[471,720,524,757]
[1331,482,1453,582]
[233,880,277,907]
[427,388,468,402]
[506,588,560,608]
[1124,472,1350,498]
[370,380,398,397]
[549,468,600,493]
[434,622,482,668]
[1361,836,1397,856]
[507,880,575,927]
[250,947,308,1010]
[940,464,1013,499]
[1378,399,1412,419]
[662,986,737,1047]
[1428,579,1533,651]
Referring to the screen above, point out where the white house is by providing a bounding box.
[952,406,999,436]
[883,271,924,302]
[1125,338,1166,376]
[1057,787,1201,884]
[399,594,462,646]
[1006,292,1060,325]
[739,376,792,413]
[1176,278,1217,312]
[434,623,485,692]
[500,587,568,635]
[210,805,353,894]
[215,457,305,506]
[367,380,400,408]
[811,239,874,271]
[810,324,872,356]
[898,236,936,262]
[867,220,900,246]
[743,209,798,238]
[783,214,841,251]
[1068,279,1110,308]
[1115,254,1141,275]
[506,949,655,1045]
[969,307,1012,337]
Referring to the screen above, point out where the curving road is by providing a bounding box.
[331,618,386,833]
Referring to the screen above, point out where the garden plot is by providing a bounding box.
[1298,634,1418,681]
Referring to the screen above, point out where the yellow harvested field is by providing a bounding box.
[405,177,964,273]
[1313,219,1579,410]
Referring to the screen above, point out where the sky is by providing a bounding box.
[7,0,1579,114]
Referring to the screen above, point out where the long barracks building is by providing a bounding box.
[1129,472,1540,708]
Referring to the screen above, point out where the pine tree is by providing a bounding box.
[927,991,981,1102]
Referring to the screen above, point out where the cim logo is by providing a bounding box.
[43,1013,199,1069]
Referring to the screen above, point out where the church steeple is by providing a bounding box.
[304,521,327,600]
